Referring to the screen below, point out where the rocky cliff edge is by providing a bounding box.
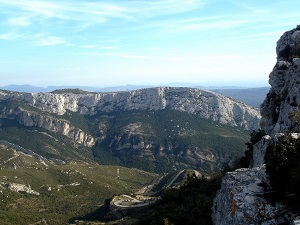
[212,25,300,225]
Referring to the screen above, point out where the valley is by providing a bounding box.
[0,87,258,174]
[1,1,299,224]
[0,86,259,224]
[0,143,157,224]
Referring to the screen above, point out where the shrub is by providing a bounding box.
[138,173,221,225]
[233,129,266,169]
[265,134,300,212]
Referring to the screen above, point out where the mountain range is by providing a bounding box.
[0,87,260,174]
[0,85,262,224]
[0,84,269,108]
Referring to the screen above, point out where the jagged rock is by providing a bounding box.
[213,131,299,224]
[212,136,293,225]
[212,166,292,225]
[261,25,300,134]
[293,216,300,225]
[251,135,271,168]
[213,25,300,224]
[0,87,260,130]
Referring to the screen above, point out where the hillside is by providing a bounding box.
[0,87,258,173]
[0,143,157,225]
[211,87,270,107]
[92,109,250,173]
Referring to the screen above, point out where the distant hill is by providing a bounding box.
[210,87,270,107]
[0,84,152,93]
[0,85,269,107]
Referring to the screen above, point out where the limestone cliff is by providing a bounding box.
[0,87,260,130]
[261,25,300,135]
[212,25,300,225]
[0,104,95,147]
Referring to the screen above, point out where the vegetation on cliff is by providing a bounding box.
[136,173,221,225]
[265,134,300,212]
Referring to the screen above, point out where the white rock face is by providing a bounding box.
[0,87,261,130]
[4,106,94,147]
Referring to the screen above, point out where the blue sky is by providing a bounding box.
[1,0,300,87]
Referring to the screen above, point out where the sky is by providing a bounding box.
[1,0,300,88]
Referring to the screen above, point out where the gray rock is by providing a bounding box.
[261,25,300,134]
[213,25,300,224]
[293,216,300,225]
[1,182,40,195]
[251,135,271,168]
[212,166,291,225]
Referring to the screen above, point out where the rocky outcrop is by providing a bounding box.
[212,25,300,224]
[212,137,293,225]
[0,87,260,130]
[251,135,271,168]
[261,25,300,134]
[0,182,40,195]
[2,106,94,147]
[212,166,293,225]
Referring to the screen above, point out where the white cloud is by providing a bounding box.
[80,52,183,62]
[81,45,97,49]
[101,46,118,50]
[148,47,160,51]
[0,0,131,24]
[126,0,207,17]
[163,19,247,33]
[234,2,271,14]
[0,32,23,40]
[0,1,63,17]
[36,36,67,46]
[0,0,207,29]
[223,31,283,45]
[8,16,32,26]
